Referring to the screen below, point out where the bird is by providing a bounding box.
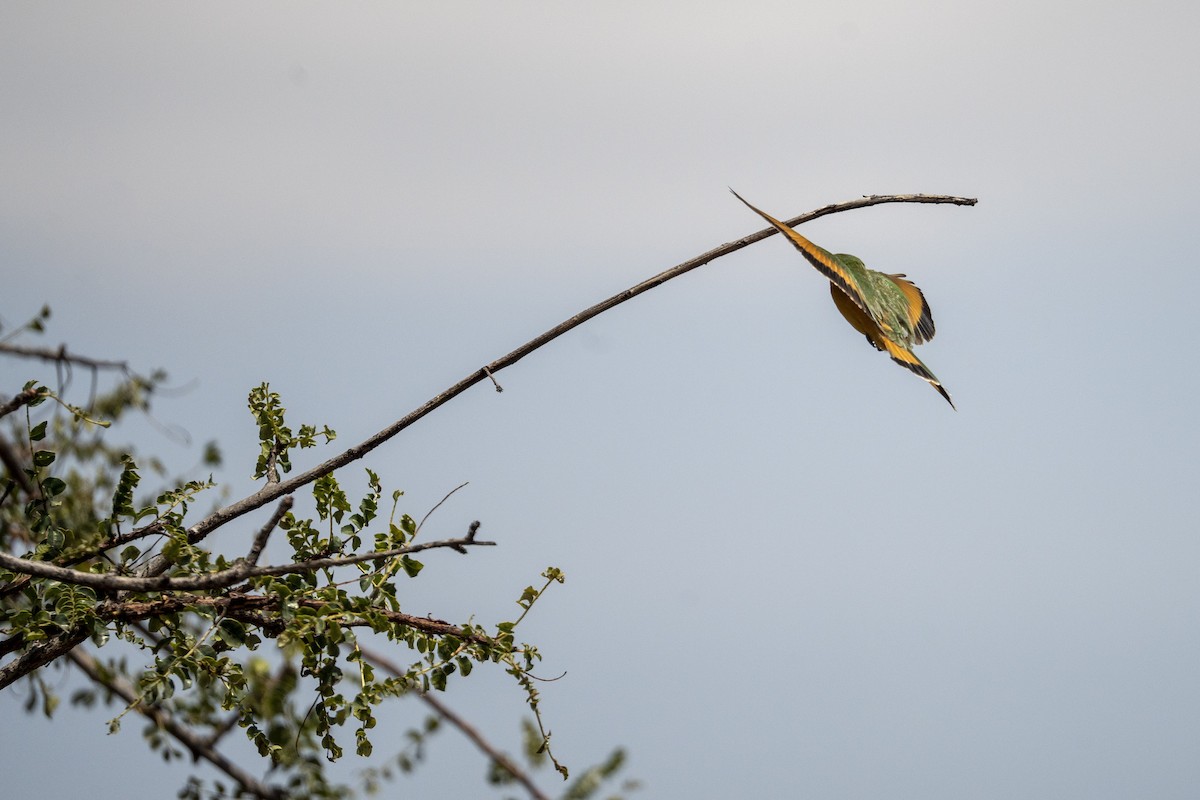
[731,189,954,408]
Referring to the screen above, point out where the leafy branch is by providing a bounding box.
[0,516,496,593]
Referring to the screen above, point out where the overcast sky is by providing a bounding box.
[3,2,1199,798]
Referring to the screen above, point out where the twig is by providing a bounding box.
[0,342,130,372]
[202,711,244,750]
[0,530,495,593]
[137,193,975,575]
[51,522,170,571]
[449,520,481,554]
[483,366,504,392]
[244,496,293,566]
[65,648,285,800]
[415,482,470,536]
[361,646,551,800]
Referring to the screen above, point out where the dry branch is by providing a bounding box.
[139,193,976,574]
[0,342,130,372]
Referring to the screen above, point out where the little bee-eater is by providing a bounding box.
[732,190,954,409]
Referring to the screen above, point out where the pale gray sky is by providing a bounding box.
[3,2,1199,798]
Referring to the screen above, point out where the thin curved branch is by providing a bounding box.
[54,521,170,570]
[361,646,551,800]
[143,193,976,568]
[244,496,293,566]
[416,481,469,536]
[421,690,552,800]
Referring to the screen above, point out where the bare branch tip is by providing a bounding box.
[482,366,504,392]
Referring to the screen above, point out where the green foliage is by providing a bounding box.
[249,383,335,480]
[0,309,631,800]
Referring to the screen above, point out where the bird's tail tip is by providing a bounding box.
[934,382,956,410]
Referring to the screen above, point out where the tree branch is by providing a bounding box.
[361,646,551,800]
[244,496,292,566]
[96,592,483,643]
[0,385,47,420]
[65,647,285,800]
[140,193,976,571]
[50,522,170,572]
[0,626,90,690]
[0,342,130,372]
[0,530,495,593]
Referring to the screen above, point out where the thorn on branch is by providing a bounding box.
[482,366,503,392]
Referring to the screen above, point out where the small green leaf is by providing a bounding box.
[217,619,248,648]
[45,527,65,549]
[29,421,48,442]
[42,477,66,496]
[32,450,55,467]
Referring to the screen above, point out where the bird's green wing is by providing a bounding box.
[840,259,935,347]
[884,272,936,344]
